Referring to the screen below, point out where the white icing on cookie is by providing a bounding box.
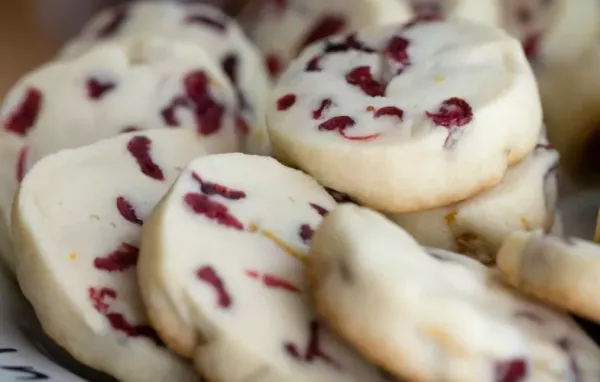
[62,1,271,155]
[309,204,600,382]
[138,153,387,381]
[0,36,239,272]
[390,135,559,264]
[498,230,600,324]
[12,129,209,382]
[267,20,542,212]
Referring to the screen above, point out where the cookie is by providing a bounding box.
[137,153,388,381]
[308,204,600,381]
[11,129,210,382]
[390,136,559,265]
[0,36,240,272]
[267,20,542,213]
[498,230,600,324]
[62,1,271,155]
[240,0,413,79]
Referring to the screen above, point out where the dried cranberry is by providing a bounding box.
[374,106,404,121]
[197,266,232,308]
[89,287,117,313]
[127,136,164,181]
[161,97,187,127]
[299,15,347,52]
[184,193,244,230]
[345,66,385,97]
[184,71,225,135]
[324,34,375,54]
[284,320,340,368]
[277,94,296,111]
[191,172,246,200]
[495,358,527,382]
[116,196,143,225]
[426,98,473,128]
[246,270,302,294]
[105,313,163,345]
[312,99,332,119]
[4,87,42,136]
[310,203,328,216]
[305,56,322,72]
[265,54,283,78]
[385,36,411,67]
[319,115,380,141]
[94,243,139,272]
[97,5,128,38]
[299,224,314,243]
[522,34,541,60]
[16,146,27,182]
[186,14,228,32]
[535,143,554,151]
[86,78,115,100]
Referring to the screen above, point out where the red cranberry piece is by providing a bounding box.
[319,115,380,141]
[299,15,347,52]
[385,36,411,67]
[94,243,139,272]
[299,224,314,243]
[262,274,301,294]
[183,71,225,136]
[127,136,164,181]
[284,320,340,368]
[535,143,554,151]
[161,97,188,127]
[97,5,128,38]
[495,358,528,382]
[191,172,246,200]
[4,87,42,136]
[16,146,27,182]
[86,78,115,100]
[184,192,244,230]
[374,106,404,121]
[324,34,375,54]
[312,99,332,119]
[105,313,163,345]
[310,203,328,216]
[306,56,322,72]
[345,66,385,97]
[89,287,117,313]
[197,266,232,308]
[116,196,143,225]
[523,34,541,61]
[426,97,473,128]
[186,14,228,32]
[265,54,283,78]
[277,94,296,111]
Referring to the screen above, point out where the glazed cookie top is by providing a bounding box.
[139,154,388,381]
[241,0,413,79]
[62,1,271,154]
[309,204,600,382]
[12,129,210,382]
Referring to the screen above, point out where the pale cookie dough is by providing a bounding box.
[308,204,600,382]
[390,138,559,265]
[498,230,600,324]
[239,0,413,79]
[268,20,542,213]
[12,129,210,382]
[0,36,240,272]
[62,1,271,155]
[138,153,388,381]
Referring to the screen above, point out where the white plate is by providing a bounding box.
[1,189,599,381]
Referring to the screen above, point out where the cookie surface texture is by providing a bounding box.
[267,20,542,212]
[12,129,210,382]
[138,153,389,381]
[309,204,600,382]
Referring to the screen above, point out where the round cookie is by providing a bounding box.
[11,129,210,382]
[137,153,387,381]
[239,0,413,79]
[498,230,600,324]
[0,36,240,272]
[267,20,542,213]
[390,137,559,265]
[62,1,271,155]
[308,204,600,382]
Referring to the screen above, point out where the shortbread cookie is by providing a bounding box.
[12,129,209,382]
[390,138,558,265]
[240,0,413,79]
[498,230,600,324]
[138,153,388,381]
[308,204,600,381]
[0,36,240,272]
[62,1,271,155]
[268,20,542,212]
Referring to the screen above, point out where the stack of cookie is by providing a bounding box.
[3,1,600,382]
